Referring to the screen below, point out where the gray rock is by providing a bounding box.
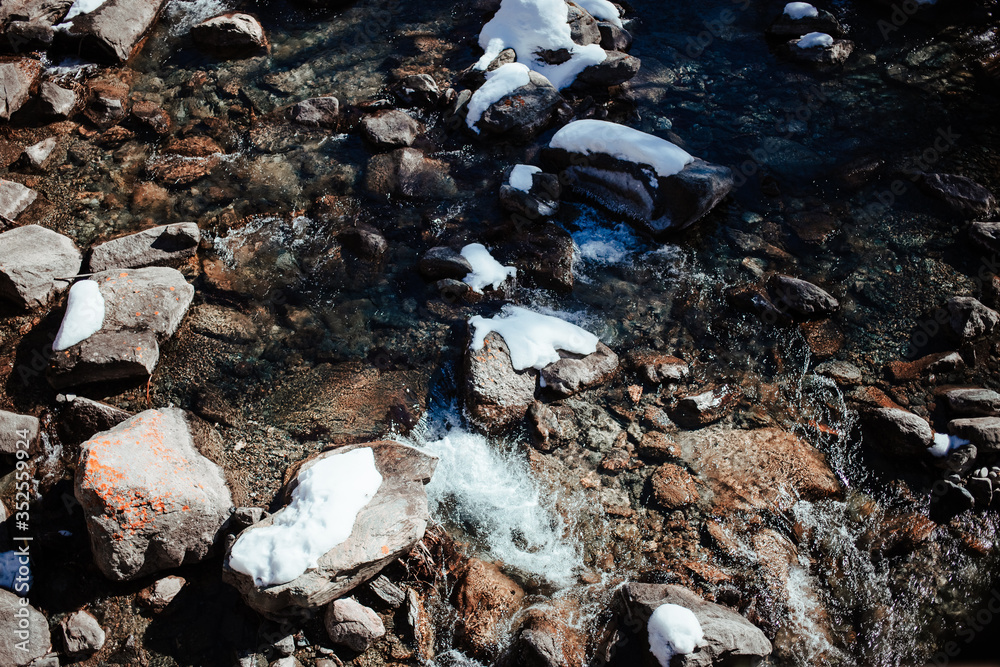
[75,408,233,580]
[768,275,839,319]
[465,331,538,433]
[948,417,1000,451]
[766,9,844,38]
[22,137,57,171]
[270,658,303,667]
[290,96,339,128]
[187,304,260,344]
[0,589,51,666]
[615,583,772,667]
[228,507,265,532]
[947,296,999,339]
[392,73,441,108]
[566,1,600,46]
[48,329,159,389]
[419,246,473,280]
[56,0,168,63]
[138,575,185,612]
[38,82,77,119]
[369,575,406,608]
[498,170,561,221]
[598,21,632,51]
[0,179,37,222]
[917,172,996,218]
[938,443,977,476]
[87,223,200,272]
[361,109,423,149]
[0,409,40,457]
[472,70,562,141]
[539,342,619,396]
[574,50,641,88]
[542,147,733,235]
[969,221,1000,253]
[945,388,1000,417]
[92,266,195,340]
[3,20,56,52]
[223,441,436,619]
[0,58,41,120]
[0,225,82,309]
[338,225,388,259]
[863,407,934,457]
[325,598,386,652]
[365,147,457,199]
[59,609,105,656]
[271,633,295,657]
[967,476,992,508]
[780,38,854,67]
[932,480,975,518]
[814,360,862,385]
[191,13,267,52]
[60,395,132,444]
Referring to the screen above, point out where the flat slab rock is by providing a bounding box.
[0,178,38,221]
[75,408,233,580]
[0,224,82,310]
[0,409,40,456]
[223,441,437,619]
[615,583,772,667]
[56,0,167,63]
[87,222,200,273]
[540,341,619,396]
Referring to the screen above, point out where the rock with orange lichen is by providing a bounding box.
[75,408,233,580]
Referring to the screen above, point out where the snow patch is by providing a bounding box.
[229,447,383,587]
[550,119,694,178]
[648,604,704,666]
[929,432,970,458]
[460,243,517,293]
[509,164,541,192]
[469,305,599,371]
[466,63,532,132]
[166,0,234,36]
[784,2,819,19]
[575,0,622,27]
[53,280,105,351]
[60,0,108,23]
[796,32,834,49]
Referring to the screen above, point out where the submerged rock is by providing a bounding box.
[452,558,525,660]
[75,408,233,580]
[917,172,996,217]
[767,274,839,319]
[365,147,457,199]
[223,442,436,619]
[191,13,268,54]
[87,222,200,272]
[651,463,699,509]
[0,224,82,310]
[291,96,340,128]
[626,350,690,384]
[361,109,423,149]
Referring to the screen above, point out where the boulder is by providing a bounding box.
[361,109,423,149]
[814,360,862,385]
[573,50,641,89]
[75,408,233,580]
[614,583,772,667]
[87,222,200,272]
[60,609,106,656]
[598,22,632,52]
[917,172,996,217]
[0,57,41,120]
[779,38,854,67]
[223,441,436,619]
[862,407,933,457]
[49,329,159,389]
[946,296,999,339]
[365,147,457,199]
[465,331,538,433]
[59,395,132,444]
[539,342,619,396]
[0,225,82,309]
[945,388,1000,417]
[324,598,385,652]
[767,274,839,319]
[55,0,168,63]
[766,9,844,38]
[542,147,733,236]
[566,2,601,46]
[472,70,562,141]
[419,246,473,281]
[626,350,689,384]
[191,13,268,53]
[0,589,51,666]
[452,558,525,660]
[290,96,339,128]
[0,409,39,457]
[948,417,1000,451]
[37,81,77,119]
[0,178,37,222]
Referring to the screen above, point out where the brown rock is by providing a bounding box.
[637,431,679,461]
[651,463,699,509]
[164,135,223,158]
[452,558,525,660]
[0,57,41,120]
[626,350,689,384]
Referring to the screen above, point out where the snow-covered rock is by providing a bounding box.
[0,225,82,310]
[542,120,734,234]
[768,4,843,38]
[499,165,561,220]
[465,64,562,140]
[224,441,437,619]
[648,603,704,666]
[509,164,542,192]
[53,280,105,351]
[56,0,168,63]
[796,31,833,49]
[779,34,853,66]
[460,243,516,293]
[469,306,598,371]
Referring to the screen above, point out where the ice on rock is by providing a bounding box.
[929,433,971,458]
[53,280,105,351]
[466,63,532,132]
[460,243,517,293]
[509,164,541,192]
[784,2,819,19]
[469,305,599,371]
[648,603,704,667]
[475,0,608,90]
[575,0,622,27]
[796,32,834,49]
[550,119,694,178]
[229,447,383,587]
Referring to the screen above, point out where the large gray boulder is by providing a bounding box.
[539,342,619,397]
[0,589,51,666]
[945,388,1000,417]
[191,13,268,53]
[0,58,41,120]
[0,225,82,309]
[862,407,934,457]
[223,441,436,619]
[0,409,39,457]
[469,70,562,141]
[49,330,159,389]
[948,417,1000,451]
[946,296,999,340]
[75,408,233,580]
[573,50,641,89]
[0,179,37,221]
[613,583,772,667]
[465,331,538,433]
[87,223,200,273]
[55,0,167,63]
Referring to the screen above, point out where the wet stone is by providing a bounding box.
[814,360,862,385]
[191,13,268,53]
[291,96,340,128]
[419,246,473,280]
[917,172,997,218]
[361,109,423,149]
[0,224,82,310]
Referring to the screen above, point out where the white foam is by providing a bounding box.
[469,305,599,371]
[648,604,704,666]
[550,119,694,178]
[229,447,383,587]
[509,164,541,192]
[60,0,108,23]
[460,243,516,293]
[796,32,834,49]
[784,2,819,19]
[53,280,105,351]
[575,0,622,27]
[466,63,532,132]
